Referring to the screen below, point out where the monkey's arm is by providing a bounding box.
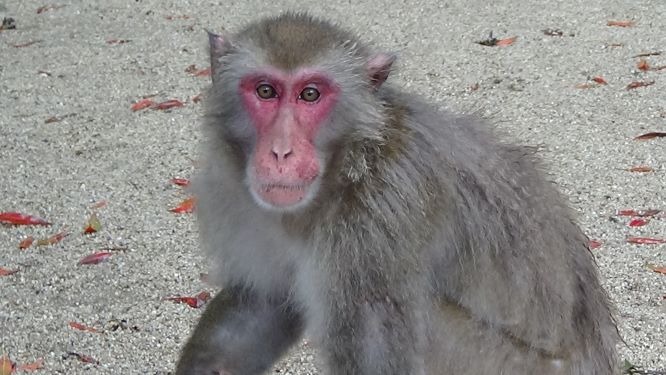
[175,286,303,375]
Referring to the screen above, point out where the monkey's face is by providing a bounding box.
[239,68,340,212]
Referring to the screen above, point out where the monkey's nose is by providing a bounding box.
[271,145,293,162]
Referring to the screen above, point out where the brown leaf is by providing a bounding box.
[646,264,666,275]
[626,80,655,90]
[476,33,517,47]
[542,28,564,37]
[591,76,607,85]
[627,237,666,245]
[36,230,68,246]
[588,240,602,250]
[165,291,212,308]
[616,209,661,217]
[90,200,108,209]
[106,39,130,45]
[78,251,113,265]
[627,165,653,173]
[170,197,196,214]
[69,321,101,333]
[37,5,65,13]
[607,20,635,27]
[0,267,19,276]
[15,358,44,372]
[636,59,650,71]
[65,352,100,365]
[632,51,662,58]
[19,236,34,250]
[10,40,41,48]
[165,15,191,20]
[634,132,666,140]
[0,355,14,375]
[191,93,203,103]
[628,218,649,227]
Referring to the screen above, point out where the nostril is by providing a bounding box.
[271,147,293,161]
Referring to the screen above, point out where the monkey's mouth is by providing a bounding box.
[256,182,313,208]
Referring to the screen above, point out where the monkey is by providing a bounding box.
[175,12,619,375]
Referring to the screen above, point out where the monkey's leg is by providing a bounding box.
[175,286,302,375]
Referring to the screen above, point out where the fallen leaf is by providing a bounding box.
[628,218,649,227]
[165,291,211,308]
[185,64,211,77]
[0,267,19,276]
[588,240,602,249]
[106,39,130,45]
[634,132,666,140]
[606,43,624,48]
[19,236,34,250]
[476,33,517,47]
[90,200,107,209]
[496,36,517,47]
[78,251,113,265]
[10,40,41,48]
[0,355,14,375]
[542,28,564,37]
[131,98,155,112]
[636,59,650,71]
[627,237,666,245]
[0,212,50,226]
[15,358,44,372]
[165,15,191,20]
[632,51,662,58]
[646,264,666,275]
[607,20,635,27]
[83,212,101,234]
[153,99,185,110]
[627,165,653,173]
[36,231,68,246]
[191,93,203,103]
[69,321,101,333]
[65,352,100,365]
[616,209,661,217]
[170,178,190,187]
[170,197,196,213]
[45,116,61,124]
[626,80,655,90]
[37,5,65,13]
[575,83,597,89]
[591,76,607,85]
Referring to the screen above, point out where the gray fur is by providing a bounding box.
[176,12,619,375]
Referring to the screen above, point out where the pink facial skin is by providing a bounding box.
[239,68,340,210]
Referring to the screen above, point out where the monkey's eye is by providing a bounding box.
[256,84,277,99]
[299,87,320,102]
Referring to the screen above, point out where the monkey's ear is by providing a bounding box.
[366,53,396,88]
[207,30,232,81]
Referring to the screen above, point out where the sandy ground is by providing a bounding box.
[0,0,664,374]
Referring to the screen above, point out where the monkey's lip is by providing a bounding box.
[256,182,312,207]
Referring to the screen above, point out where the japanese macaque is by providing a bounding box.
[175,13,619,375]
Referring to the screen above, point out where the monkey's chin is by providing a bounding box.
[252,182,315,212]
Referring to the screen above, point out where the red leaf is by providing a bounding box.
[69,321,101,333]
[166,291,211,308]
[588,240,602,249]
[496,36,517,47]
[36,231,68,246]
[607,20,635,27]
[131,98,155,112]
[616,209,661,217]
[78,251,113,265]
[626,80,655,90]
[0,267,19,276]
[0,212,50,226]
[19,236,34,250]
[636,59,650,71]
[83,212,101,234]
[627,237,666,245]
[153,99,184,110]
[170,197,196,214]
[194,67,211,77]
[628,218,649,227]
[65,352,100,365]
[170,178,190,187]
[592,76,607,85]
[634,132,666,140]
[627,165,653,173]
[15,358,44,372]
[647,264,666,275]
